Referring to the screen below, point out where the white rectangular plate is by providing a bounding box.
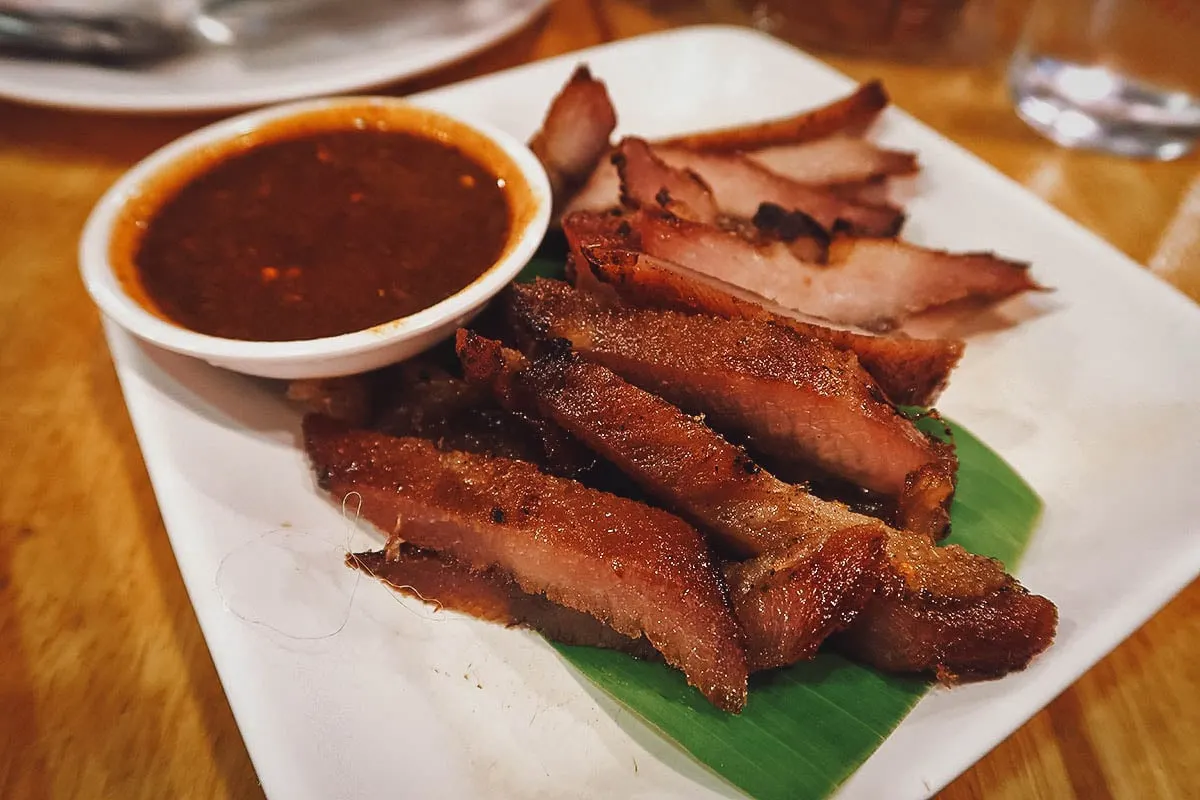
[103,26,1200,800]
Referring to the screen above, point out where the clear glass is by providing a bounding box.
[1009,0,1200,161]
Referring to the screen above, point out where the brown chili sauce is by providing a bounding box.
[133,130,511,341]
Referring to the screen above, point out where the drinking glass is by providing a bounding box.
[1009,0,1200,161]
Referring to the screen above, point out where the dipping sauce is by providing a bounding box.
[131,129,512,341]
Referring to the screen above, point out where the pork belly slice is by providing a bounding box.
[304,414,748,711]
[507,279,955,510]
[612,137,718,223]
[349,545,657,659]
[746,136,919,185]
[837,538,1059,680]
[726,529,885,671]
[628,211,1041,332]
[657,80,889,151]
[581,246,963,406]
[654,147,904,237]
[530,65,618,205]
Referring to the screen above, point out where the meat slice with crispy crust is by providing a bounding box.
[580,246,963,406]
[726,529,885,670]
[746,137,918,185]
[349,545,657,659]
[507,279,956,514]
[838,537,1059,680]
[611,137,719,223]
[529,65,617,206]
[304,414,748,711]
[628,211,1041,332]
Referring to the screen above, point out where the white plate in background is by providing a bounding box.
[96,26,1200,800]
[0,0,549,113]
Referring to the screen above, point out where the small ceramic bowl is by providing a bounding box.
[79,96,551,380]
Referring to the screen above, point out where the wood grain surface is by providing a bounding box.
[1,1,1197,798]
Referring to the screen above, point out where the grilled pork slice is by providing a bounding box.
[581,246,963,406]
[726,530,885,670]
[349,545,657,658]
[657,80,889,151]
[628,211,1040,332]
[837,537,1059,680]
[455,332,1054,677]
[653,147,904,237]
[304,415,748,712]
[530,65,618,205]
[508,280,955,518]
[612,137,718,223]
[746,137,918,185]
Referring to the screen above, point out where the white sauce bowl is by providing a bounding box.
[79,96,551,379]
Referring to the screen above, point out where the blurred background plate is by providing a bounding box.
[0,0,550,113]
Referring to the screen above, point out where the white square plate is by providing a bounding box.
[101,26,1200,800]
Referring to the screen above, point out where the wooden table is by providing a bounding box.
[1,2,1197,798]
